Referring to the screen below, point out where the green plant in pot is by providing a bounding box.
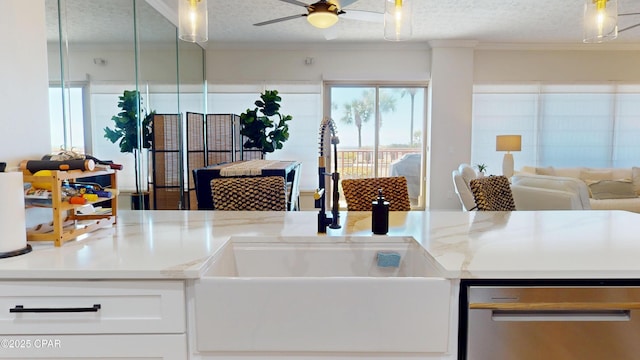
[239,90,292,154]
[104,90,155,209]
[475,163,488,177]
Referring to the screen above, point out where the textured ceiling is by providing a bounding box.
[45,0,177,45]
[47,0,640,48]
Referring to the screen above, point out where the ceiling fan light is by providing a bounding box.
[384,0,412,41]
[179,0,208,43]
[307,11,339,29]
[583,0,617,43]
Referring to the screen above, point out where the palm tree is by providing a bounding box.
[399,88,418,146]
[339,92,373,148]
[378,89,397,129]
[338,89,397,148]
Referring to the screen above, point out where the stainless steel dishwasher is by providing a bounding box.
[464,284,640,360]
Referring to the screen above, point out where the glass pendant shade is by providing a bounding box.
[384,0,412,41]
[583,0,617,43]
[307,11,339,28]
[179,0,208,43]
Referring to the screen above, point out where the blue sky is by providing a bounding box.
[330,86,425,148]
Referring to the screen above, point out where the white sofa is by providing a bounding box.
[453,164,588,211]
[517,166,640,213]
[511,174,591,210]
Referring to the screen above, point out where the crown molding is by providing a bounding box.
[427,40,479,49]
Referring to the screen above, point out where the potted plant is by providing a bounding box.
[475,163,488,177]
[239,90,292,154]
[104,90,155,209]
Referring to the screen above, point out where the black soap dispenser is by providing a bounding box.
[372,189,390,235]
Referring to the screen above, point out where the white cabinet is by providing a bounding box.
[0,280,186,359]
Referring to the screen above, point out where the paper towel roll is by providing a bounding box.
[0,172,28,253]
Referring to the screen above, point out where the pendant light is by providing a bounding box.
[179,0,208,43]
[583,0,618,43]
[384,0,412,41]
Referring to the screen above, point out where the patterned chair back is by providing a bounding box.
[210,176,287,211]
[469,175,516,211]
[341,176,411,211]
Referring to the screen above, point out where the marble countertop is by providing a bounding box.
[1,210,640,280]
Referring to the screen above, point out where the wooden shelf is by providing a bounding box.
[23,168,118,247]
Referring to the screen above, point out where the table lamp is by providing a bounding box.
[496,135,521,178]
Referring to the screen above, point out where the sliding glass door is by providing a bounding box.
[326,83,427,207]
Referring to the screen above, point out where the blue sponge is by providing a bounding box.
[377,251,401,268]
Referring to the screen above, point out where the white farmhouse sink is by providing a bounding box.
[194,236,451,354]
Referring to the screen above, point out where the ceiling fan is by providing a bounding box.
[619,12,640,33]
[254,0,383,29]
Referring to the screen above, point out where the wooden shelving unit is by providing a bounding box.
[22,169,118,247]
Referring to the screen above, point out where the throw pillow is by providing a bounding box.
[588,180,638,200]
[633,167,640,195]
[580,169,613,185]
[535,166,556,176]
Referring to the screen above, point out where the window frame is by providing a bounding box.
[323,81,429,209]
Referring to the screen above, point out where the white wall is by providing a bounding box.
[47,45,203,84]
[428,42,475,210]
[475,49,640,82]
[0,0,51,169]
[206,45,430,83]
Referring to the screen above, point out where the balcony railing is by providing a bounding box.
[336,148,420,180]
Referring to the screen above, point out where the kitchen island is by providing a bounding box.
[8,209,640,279]
[1,210,639,359]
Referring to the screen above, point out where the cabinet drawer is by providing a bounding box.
[0,334,186,359]
[0,280,185,335]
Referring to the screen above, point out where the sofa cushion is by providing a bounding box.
[611,168,632,180]
[588,180,638,200]
[511,174,591,209]
[535,166,556,176]
[580,169,613,185]
[518,166,537,175]
[590,197,640,212]
[633,167,640,195]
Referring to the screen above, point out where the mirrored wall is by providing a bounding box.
[46,0,206,210]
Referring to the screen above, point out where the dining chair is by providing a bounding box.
[469,175,517,211]
[341,176,411,211]
[210,176,287,211]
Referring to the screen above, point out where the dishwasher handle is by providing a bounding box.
[490,309,631,322]
[470,302,639,322]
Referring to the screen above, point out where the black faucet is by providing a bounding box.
[315,118,341,233]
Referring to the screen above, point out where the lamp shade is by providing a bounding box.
[384,0,412,41]
[496,135,522,152]
[583,0,617,43]
[179,0,208,43]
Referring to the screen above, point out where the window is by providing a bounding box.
[326,83,427,207]
[49,85,86,153]
[472,84,640,173]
